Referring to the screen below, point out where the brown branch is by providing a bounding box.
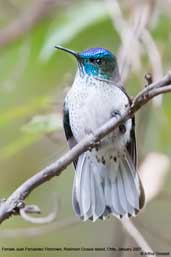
[0,72,171,225]
[0,0,60,47]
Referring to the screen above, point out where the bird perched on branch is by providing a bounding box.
[55,45,145,221]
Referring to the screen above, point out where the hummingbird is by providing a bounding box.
[55,45,145,221]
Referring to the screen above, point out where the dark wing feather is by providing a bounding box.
[119,86,137,167]
[63,99,78,168]
[126,123,145,209]
[126,114,145,209]
[120,87,145,208]
[126,116,137,168]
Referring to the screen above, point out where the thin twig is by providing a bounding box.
[107,0,155,81]
[0,217,79,238]
[142,30,163,82]
[20,206,58,224]
[19,194,59,224]
[120,152,170,255]
[133,72,171,104]
[141,29,163,106]
[0,72,171,225]
[121,219,156,257]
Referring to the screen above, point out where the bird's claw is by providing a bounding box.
[85,128,101,151]
[89,139,101,152]
[111,110,121,118]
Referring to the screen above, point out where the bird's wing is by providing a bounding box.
[126,116,137,168]
[125,117,145,209]
[63,98,78,168]
[119,86,137,168]
[119,87,145,209]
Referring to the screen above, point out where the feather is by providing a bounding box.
[63,98,78,168]
[93,169,105,221]
[111,177,126,217]
[120,160,139,209]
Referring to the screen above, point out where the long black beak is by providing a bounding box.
[55,45,79,59]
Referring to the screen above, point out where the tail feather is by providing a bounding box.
[111,178,126,217]
[120,159,140,209]
[122,154,145,210]
[117,171,129,213]
[80,158,91,217]
[117,168,135,215]
[91,169,105,221]
[120,161,139,209]
[124,154,140,193]
[104,177,111,207]
[73,153,106,221]
[72,151,145,221]
[72,183,81,216]
[74,153,91,218]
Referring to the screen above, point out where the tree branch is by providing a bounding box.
[0,72,171,225]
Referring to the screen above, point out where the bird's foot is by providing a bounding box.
[85,128,101,151]
[111,110,121,118]
[88,139,101,152]
[111,110,126,134]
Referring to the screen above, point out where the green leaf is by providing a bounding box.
[40,1,108,60]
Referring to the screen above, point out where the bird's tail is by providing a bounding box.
[72,151,145,221]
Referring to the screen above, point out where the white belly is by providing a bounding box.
[67,78,131,152]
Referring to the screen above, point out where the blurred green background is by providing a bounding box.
[0,0,171,256]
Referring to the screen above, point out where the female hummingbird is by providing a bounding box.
[55,46,145,221]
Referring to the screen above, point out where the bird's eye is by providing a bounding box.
[89,58,102,65]
[96,58,102,65]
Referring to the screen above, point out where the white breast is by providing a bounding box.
[67,75,131,151]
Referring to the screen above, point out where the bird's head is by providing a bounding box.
[55,46,120,82]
